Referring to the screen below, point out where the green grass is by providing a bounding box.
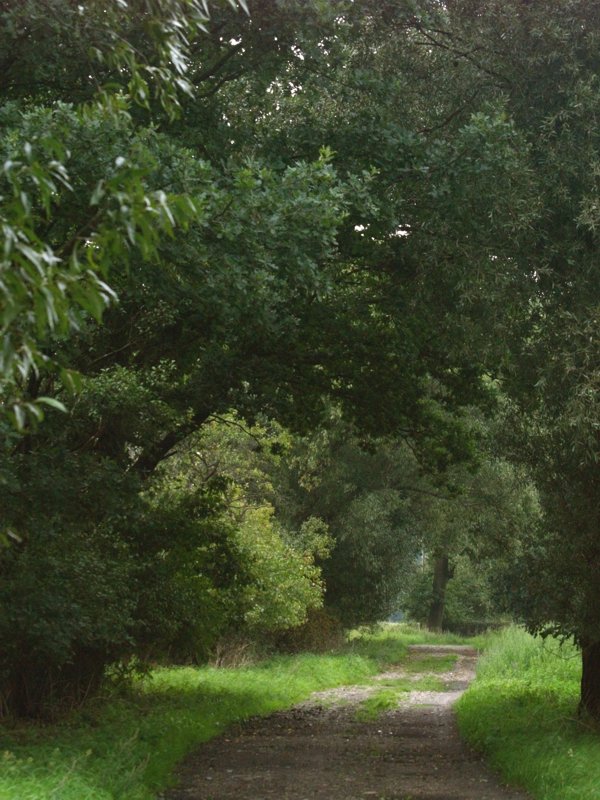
[355,675,446,722]
[456,625,600,800]
[348,621,486,663]
[402,653,458,673]
[0,624,478,800]
[354,688,403,721]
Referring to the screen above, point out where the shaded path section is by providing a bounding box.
[162,645,530,800]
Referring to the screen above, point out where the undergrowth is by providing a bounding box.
[456,625,600,800]
[0,623,473,800]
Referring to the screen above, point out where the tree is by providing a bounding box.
[0,0,555,717]
[402,453,541,633]
[273,432,416,625]
[0,0,247,424]
[0,0,353,714]
[271,411,478,627]
[247,5,534,420]
[423,0,600,718]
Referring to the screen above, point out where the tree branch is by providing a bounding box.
[415,28,512,88]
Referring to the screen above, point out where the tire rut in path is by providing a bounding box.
[162,645,531,800]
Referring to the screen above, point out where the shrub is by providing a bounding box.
[0,525,135,718]
[269,607,345,653]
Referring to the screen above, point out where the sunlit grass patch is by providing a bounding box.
[354,688,404,721]
[347,622,481,666]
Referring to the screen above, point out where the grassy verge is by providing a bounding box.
[0,623,473,800]
[456,626,600,800]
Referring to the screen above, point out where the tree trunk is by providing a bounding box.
[427,553,451,632]
[132,407,210,478]
[580,640,600,720]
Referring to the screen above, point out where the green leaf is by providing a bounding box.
[60,368,83,394]
[36,397,67,413]
[12,404,25,430]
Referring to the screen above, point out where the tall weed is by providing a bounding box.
[457,625,600,800]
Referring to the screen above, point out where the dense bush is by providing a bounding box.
[268,607,346,654]
[0,526,134,717]
[0,420,326,716]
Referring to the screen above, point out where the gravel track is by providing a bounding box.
[162,645,530,800]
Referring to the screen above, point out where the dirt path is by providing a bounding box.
[162,645,530,800]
